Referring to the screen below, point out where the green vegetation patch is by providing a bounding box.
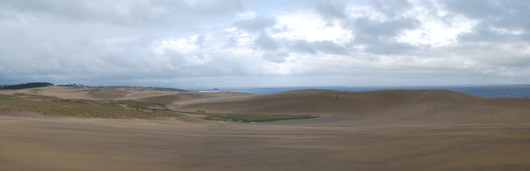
[113,100,166,110]
[175,110,206,115]
[173,110,317,123]
[0,94,181,119]
[203,113,317,123]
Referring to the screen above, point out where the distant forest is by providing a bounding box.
[56,83,85,87]
[0,82,54,89]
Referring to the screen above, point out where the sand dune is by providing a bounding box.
[0,86,187,101]
[175,89,530,124]
[175,89,472,114]
[89,91,129,99]
[2,87,529,125]
[135,93,202,105]
[1,110,529,171]
[2,87,530,170]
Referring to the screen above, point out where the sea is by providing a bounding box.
[185,85,530,98]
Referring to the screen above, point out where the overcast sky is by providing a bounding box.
[1,0,529,88]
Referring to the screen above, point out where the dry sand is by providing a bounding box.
[1,87,530,170]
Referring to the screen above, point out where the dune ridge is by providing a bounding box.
[174,89,530,124]
[3,87,529,125]
[1,87,530,170]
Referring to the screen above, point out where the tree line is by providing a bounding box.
[0,82,54,89]
[56,83,85,87]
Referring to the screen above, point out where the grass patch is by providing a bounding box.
[202,113,317,123]
[175,110,206,115]
[0,94,181,119]
[172,110,317,123]
[113,100,166,110]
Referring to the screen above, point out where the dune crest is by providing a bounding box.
[174,89,530,124]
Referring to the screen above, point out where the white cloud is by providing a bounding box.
[1,0,529,87]
[397,12,479,47]
[273,11,351,43]
[238,11,256,19]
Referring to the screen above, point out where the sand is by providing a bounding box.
[1,87,530,170]
[174,89,530,125]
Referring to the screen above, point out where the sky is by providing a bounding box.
[0,0,529,88]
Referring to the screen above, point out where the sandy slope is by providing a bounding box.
[1,87,530,170]
[0,86,257,102]
[1,110,529,171]
[174,89,530,125]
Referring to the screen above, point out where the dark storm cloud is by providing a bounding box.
[233,16,277,32]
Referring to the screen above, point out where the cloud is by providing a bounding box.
[511,60,530,67]
[223,36,238,48]
[195,35,205,48]
[363,41,415,55]
[262,51,289,63]
[368,0,412,18]
[313,40,350,56]
[443,0,530,31]
[233,16,277,32]
[292,40,317,54]
[254,32,277,50]
[457,23,530,43]
[443,0,530,43]
[1,0,529,87]
[0,0,246,28]
[315,1,347,21]
[351,17,420,38]
[290,39,349,56]
[161,48,186,65]
[347,17,420,54]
